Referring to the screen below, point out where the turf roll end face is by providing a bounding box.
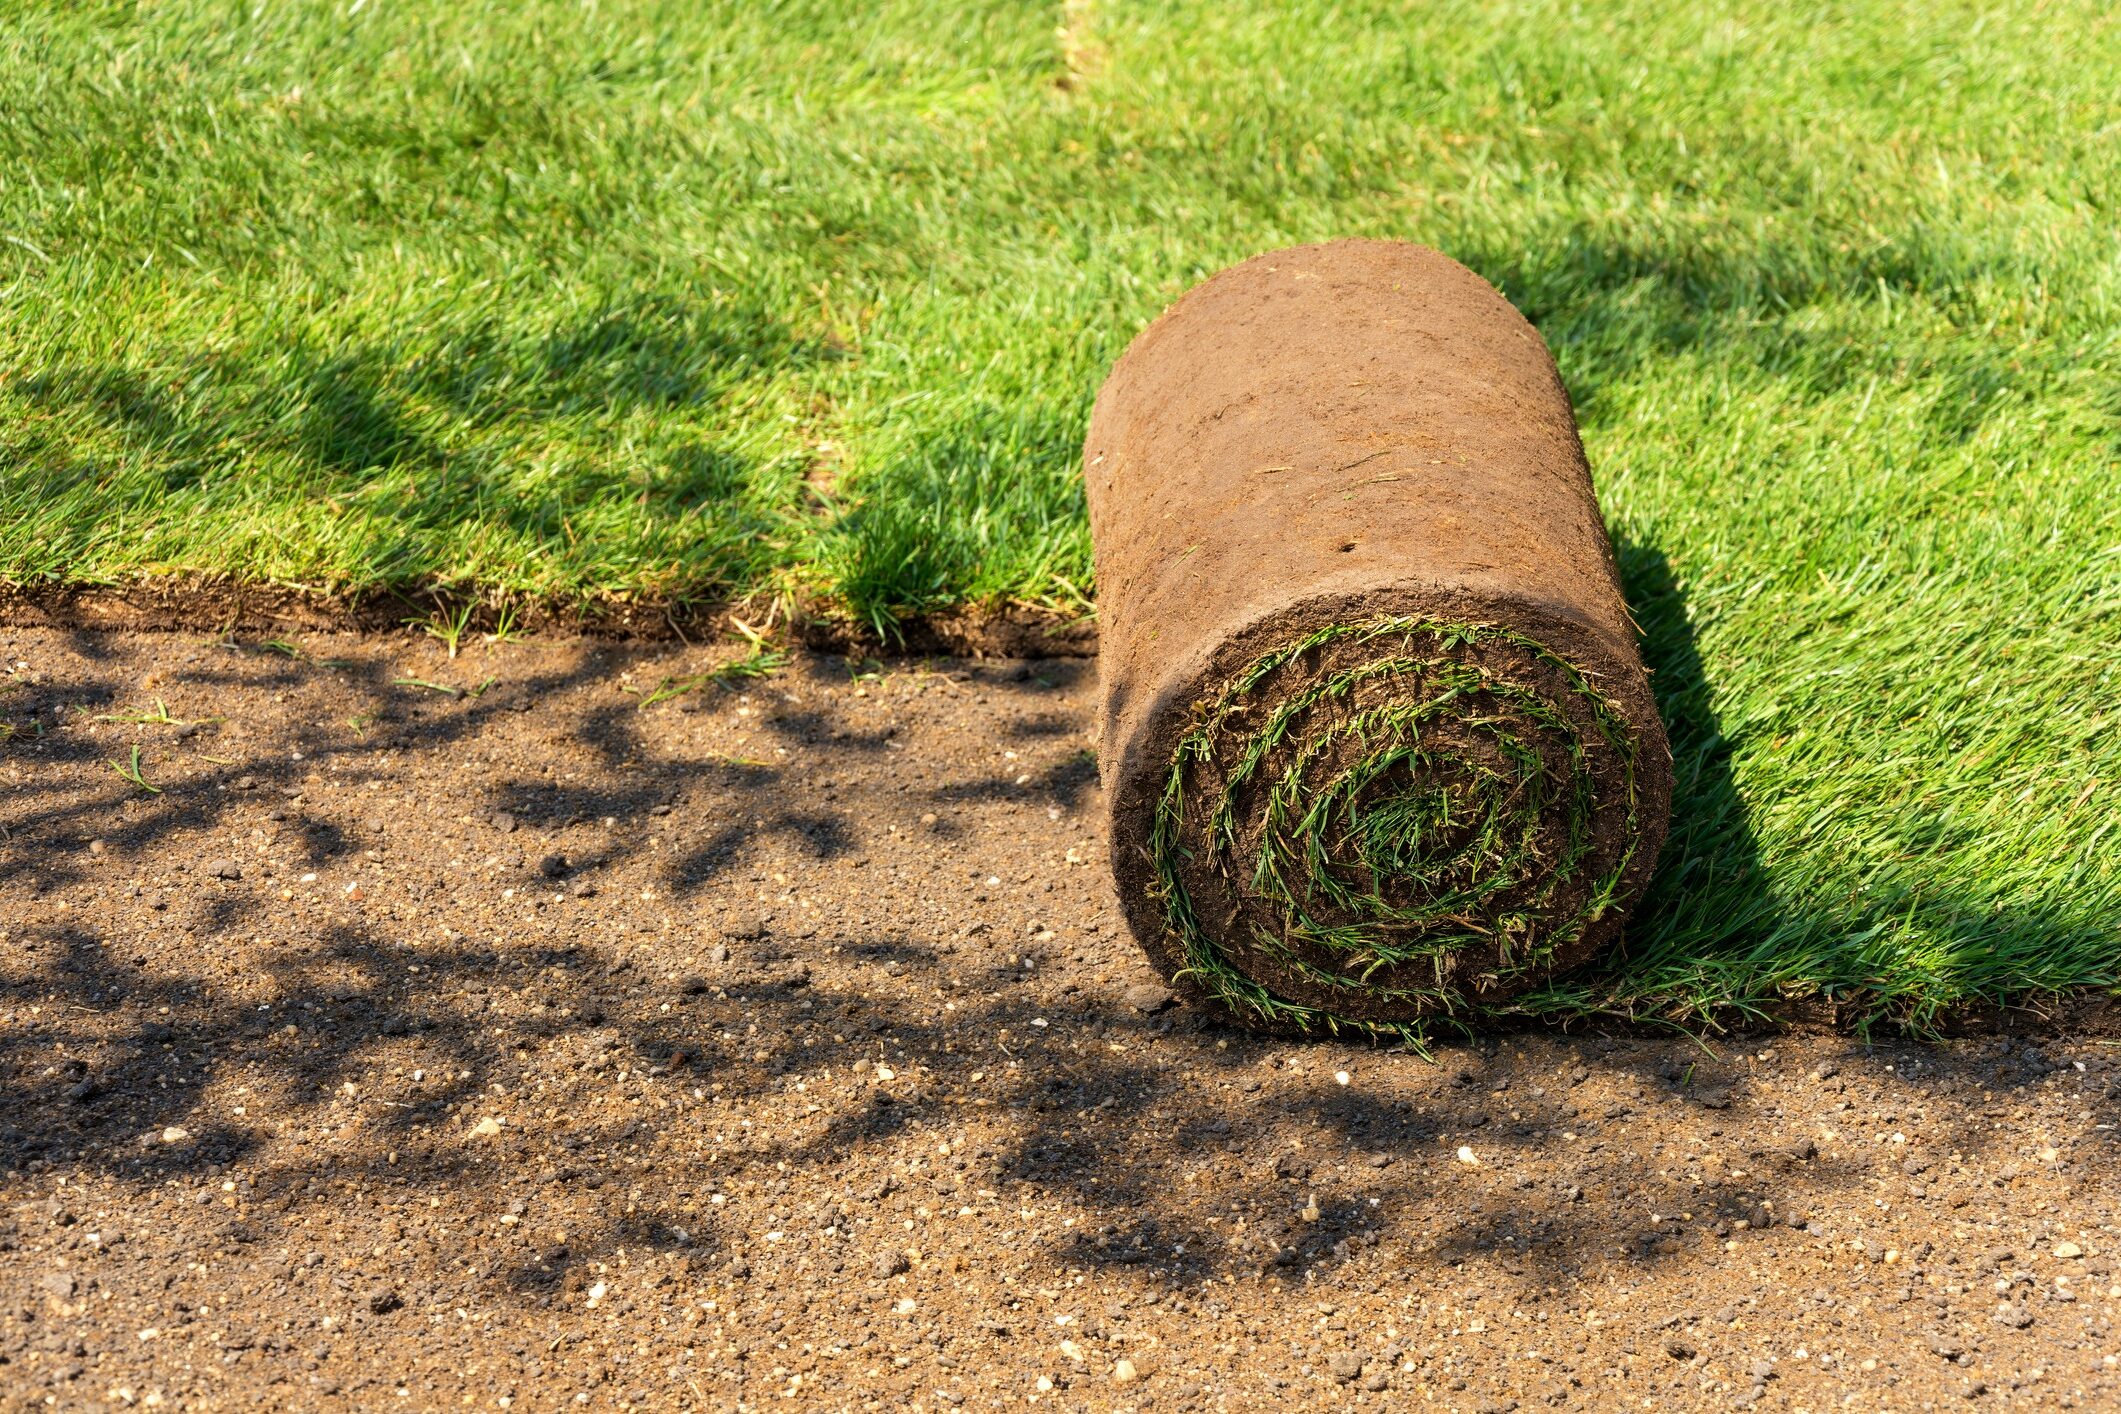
[1149,614,1644,1034]
[1085,241,1671,1037]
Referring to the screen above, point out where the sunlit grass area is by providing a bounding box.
[5,0,2117,1023]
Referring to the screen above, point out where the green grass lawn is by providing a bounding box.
[6,0,2118,1026]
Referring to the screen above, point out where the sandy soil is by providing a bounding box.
[1,627,2116,1412]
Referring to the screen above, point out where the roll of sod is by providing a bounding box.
[1085,239,1670,1039]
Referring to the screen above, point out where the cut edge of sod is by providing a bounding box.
[0,574,1099,658]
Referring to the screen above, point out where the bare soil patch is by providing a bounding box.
[1,627,2116,1411]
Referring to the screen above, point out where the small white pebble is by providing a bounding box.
[1456,1145,1479,1166]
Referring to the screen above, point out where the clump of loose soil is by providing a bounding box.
[0,627,2116,1410]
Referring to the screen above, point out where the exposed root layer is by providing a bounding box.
[0,577,1096,658]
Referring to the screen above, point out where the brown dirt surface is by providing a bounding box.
[1083,241,1669,1025]
[2,625,2118,1412]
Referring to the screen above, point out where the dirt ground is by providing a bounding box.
[2,627,2116,1412]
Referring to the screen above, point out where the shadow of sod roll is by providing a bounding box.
[1085,240,1672,1041]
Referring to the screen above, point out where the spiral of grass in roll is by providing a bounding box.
[1147,615,1646,1040]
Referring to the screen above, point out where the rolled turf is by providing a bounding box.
[1085,239,1672,1039]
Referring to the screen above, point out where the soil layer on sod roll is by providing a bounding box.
[1085,239,1672,1038]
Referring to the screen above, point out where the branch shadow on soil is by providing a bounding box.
[4,632,2114,1367]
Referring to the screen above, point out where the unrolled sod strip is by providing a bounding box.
[1085,240,1672,1038]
